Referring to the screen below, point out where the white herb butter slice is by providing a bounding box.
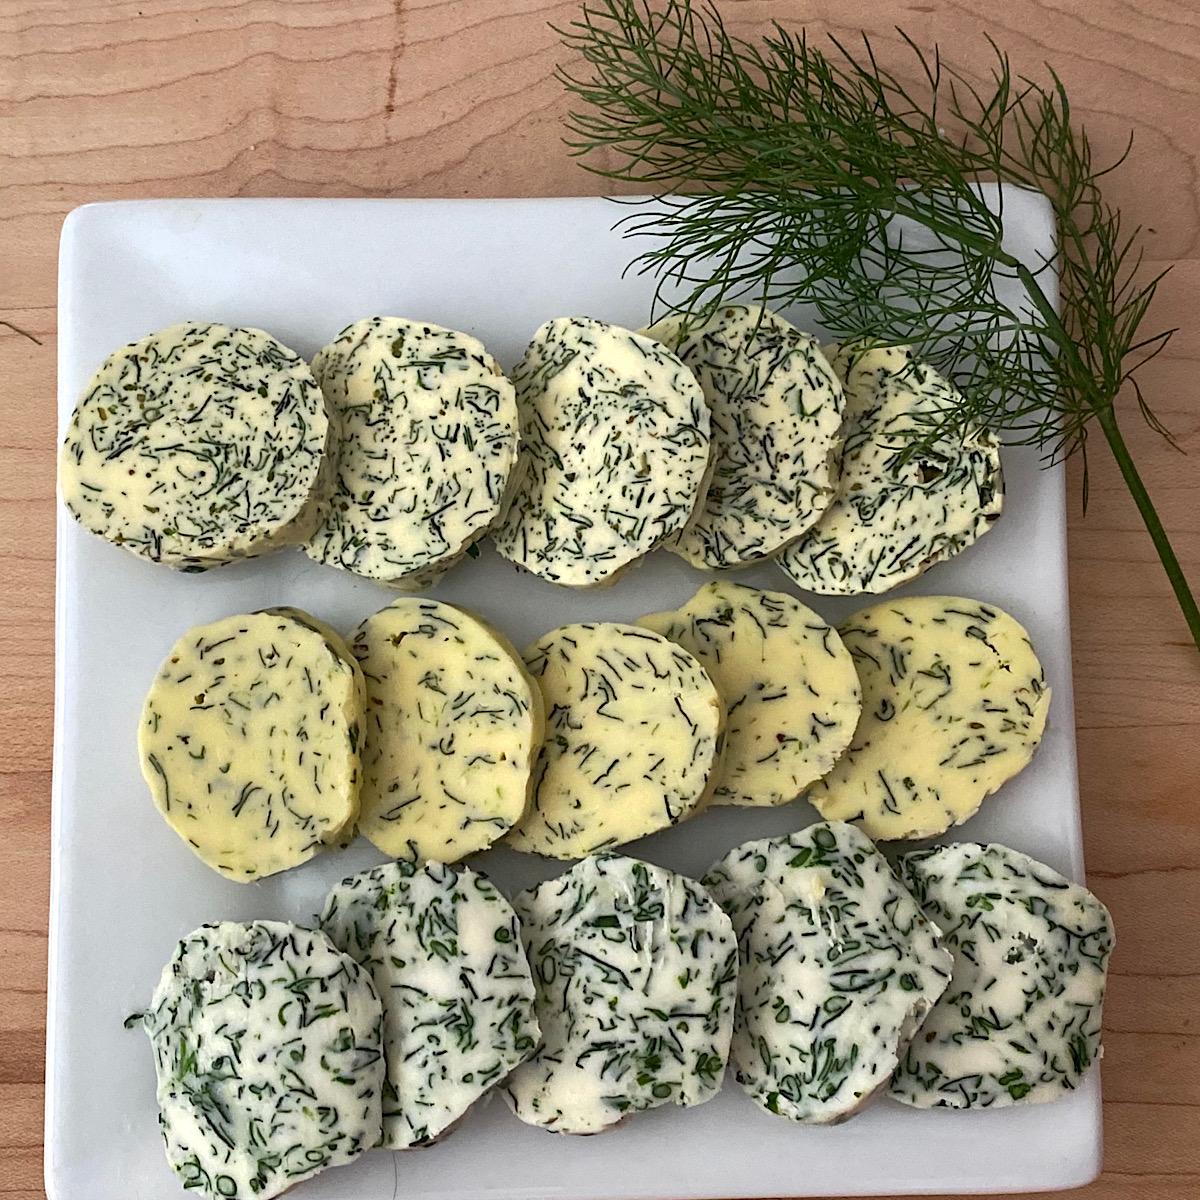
[892,843,1114,1109]
[809,596,1050,841]
[139,920,384,1200]
[704,822,952,1123]
[645,306,844,568]
[138,609,365,881]
[304,317,519,586]
[351,597,544,862]
[320,860,539,1148]
[777,345,1002,595]
[60,322,330,570]
[638,581,860,807]
[491,317,712,586]
[504,854,737,1134]
[506,622,722,858]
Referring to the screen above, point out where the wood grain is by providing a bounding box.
[1,1,1196,1197]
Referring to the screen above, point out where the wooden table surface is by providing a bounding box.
[1,2,1197,1198]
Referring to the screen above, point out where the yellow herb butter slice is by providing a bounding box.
[139,920,384,1199]
[305,317,520,587]
[138,609,365,881]
[892,842,1113,1110]
[504,854,737,1133]
[809,596,1050,840]
[645,306,845,568]
[777,345,1003,595]
[639,580,860,807]
[351,597,544,862]
[506,622,723,858]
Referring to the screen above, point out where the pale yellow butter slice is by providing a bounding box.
[305,317,520,587]
[891,842,1113,1109]
[320,860,539,1149]
[506,622,722,858]
[491,317,712,587]
[138,609,365,881]
[644,306,845,569]
[60,322,331,570]
[777,345,1003,595]
[352,597,544,861]
[809,596,1050,840]
[504,854,737,1134]
[140,920,384,1199]
[639,580,860,807]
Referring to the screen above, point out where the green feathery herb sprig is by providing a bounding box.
[557,0,1199,650]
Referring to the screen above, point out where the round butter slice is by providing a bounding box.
[320,860,540,1148]
[506,622,723,858]
[777,345,1002,595]
[892,842,1114,1109]
[351,597,543,862]
[504,854,737,1134]
[645,306,845,568]
[60,322,330,570]
[809,596,1050,840]
[491,317,712,587]
[305,317,519,586]
[139,920,384,1200]
[704,822,952,1124]
[138,609,365,881]
[638,580,860,807]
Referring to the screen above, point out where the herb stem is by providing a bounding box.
[1015,264,1200,651]
[1093,403,1200,648]
[1013,262,1095,395]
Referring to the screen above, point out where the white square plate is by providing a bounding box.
[48,195,1098,1200]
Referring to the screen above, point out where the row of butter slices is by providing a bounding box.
[137,829,1113,1200]
[60,319,520,583]
[138,585,1050,882]
[61,311,1002,593]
